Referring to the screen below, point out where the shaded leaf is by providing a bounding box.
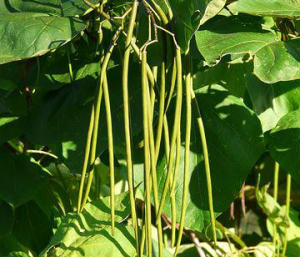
[286,238,300,257]
[26,63,143,173]
[267,109,300,185]
[194,61,252,98]
[12,201,53,253]
[0,234,30,257]
[0,117,25,144]
[0,201,14,238]
[0,148,48,208]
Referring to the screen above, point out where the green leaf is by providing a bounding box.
[12,201,53,254]
[156,84,264,232]
[0,234,30,256]
[26,63,143,173]
[255,181,289,227]
[177,242,240,257]
[267,109,300,185]
[0,148,48,208]
[44,225,136,257]
[286,238,300,257]
[253,242,274,257]
[246,76,300,132]
[0,201,14,238]
[40,192,135,257]
[0,117,25,144]
[61,0,98,16]
[194,61,252,98]
[168,0,226,51]
[6,252,30,257]
[229,0,300,19]
[0,13,85,65]
[37,42,100,91]
[267,207,300,243]
[0,0,98,16]
[195,16,300,83]
[0,0,61,15]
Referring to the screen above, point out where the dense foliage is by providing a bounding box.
[1,0,300,256]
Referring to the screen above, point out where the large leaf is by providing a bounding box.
[194,61,252,98]
[0,0,98,16]
[229,0,300,19]
[156,84,264,232]
[12,201,53,253]
[0,117,24,144]
[286,238,300,257]
[0,234,31,256]
[26,63,143,173]
[0,13,85,65]
[168,0,226,51]
[0,202,14,238]
[267,109,300,185]
[195,16,300,83]
[247,76,300,132]
[40,192,135,257]
[0,148,48,208]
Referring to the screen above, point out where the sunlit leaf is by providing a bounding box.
[0,13,85,64]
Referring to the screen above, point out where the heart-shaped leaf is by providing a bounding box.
[0,13,85,65]
[26,63,143,173]
[195,16,300,83]
[40,192,135,257]
[0,0,98,16]
[229,0,300,19]
[156,84,264,232]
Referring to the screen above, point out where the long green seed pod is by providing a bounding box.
[191,88,217,245]
[80,27,122,212]
[147,66,164,257]
[140,224,146,256]
[157,48,182,222]
[170,128,180,247]
[142,50,152,257]
[77,20,105,213]
[163,116,170,158]
[77,104,95,213]
[273,162,280,246]
[174,49,192,256]
[122,0,140,250]
[102,73,116,235]
[165,59,177,112]
[150,66,157,118]
[155,33,167,162]
[149,0,169,25]
[282,173,292,256]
